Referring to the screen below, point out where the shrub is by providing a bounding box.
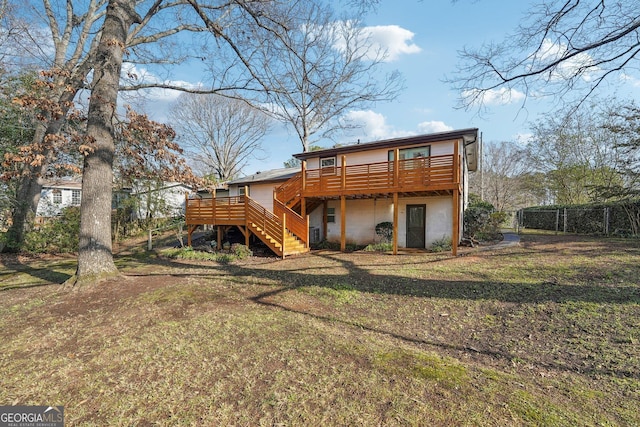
[430,236,452,252]
[312,240,341,250]
[464,198,506,241]
[363,242,393,252]
[231,243,252,259]
[375,221,393,242]
[24,206,80,253]
[160,246,239,263]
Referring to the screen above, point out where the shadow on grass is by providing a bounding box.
[130,244,640,305]
[0,254,73,291]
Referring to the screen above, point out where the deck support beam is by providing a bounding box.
[187,224,198,247]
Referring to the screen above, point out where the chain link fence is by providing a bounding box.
[517,203,640,236]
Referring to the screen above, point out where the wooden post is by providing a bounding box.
[282,213,287,259]
[217,225,222,250]
[341,155,347,190]
[393,148,399,188]
[301,160,307,193]
[306,214,310,248]
[393,192,399,255]
[340,195,346,252]
[453,140,460,185]
[212,187,216,224]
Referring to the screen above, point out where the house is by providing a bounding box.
[130,181,194,220]
[36,178,83,221]
[186,128,479,257]
[36,178,193,222]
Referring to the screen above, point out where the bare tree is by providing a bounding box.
[525,102,625,204]
[251,2,403,151]
[472,140,529,211]
[170,93,270,181]
[449,1,640,111]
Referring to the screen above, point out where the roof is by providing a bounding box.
[41,177,82,190]
[292,128,479,162]
[131,181,194,195]
[229,168,299,185]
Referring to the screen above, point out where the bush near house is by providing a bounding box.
[24,206,80,253]
[464,197,506,241]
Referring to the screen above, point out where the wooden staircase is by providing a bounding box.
[186,172,313,258]
[245,196,308,257]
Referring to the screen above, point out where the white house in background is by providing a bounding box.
[131,181,193,219]
[36,178,193,221]
[36,177,83,219]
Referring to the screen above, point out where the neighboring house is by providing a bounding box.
[37,179,193,222]
[131,181,193,220]
[186,128,479,257]
[36,178,83,221]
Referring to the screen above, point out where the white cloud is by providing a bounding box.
[537,39,598,81]
[118,63,203,122]
[343,110,414,140]
[462,87,526,106]
[621,73,640,87]
[344,110,391,139]
[417,120,453,133]
[361,25,421,62]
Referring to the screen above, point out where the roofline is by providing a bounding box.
[292,128,479,160]
[229,169,298,185]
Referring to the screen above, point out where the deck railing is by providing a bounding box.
[302,154,456,197]
[245,197,284,248]
[274,172,302,207]
[185,196,245,225]
[274,198,307,245]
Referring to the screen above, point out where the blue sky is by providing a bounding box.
[135,0,640,174]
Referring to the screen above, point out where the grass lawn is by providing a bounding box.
[0,231,638,426]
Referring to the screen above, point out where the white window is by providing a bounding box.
[327,207,335,223]
[72,190,81,205]
[388,145,431,161]
[52,189,62,204]
[238,186,249,196]
[320,157,336,168]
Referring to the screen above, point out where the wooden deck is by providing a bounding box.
[302,154,458,199]
[185,196,308,258]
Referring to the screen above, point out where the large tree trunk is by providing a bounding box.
[73,0,140,286]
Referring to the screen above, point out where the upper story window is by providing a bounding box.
[72,190,81,205]
[52,189,62,204]
[238,186,249,196]
[388,145,431,161]
[320,157,336,168]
